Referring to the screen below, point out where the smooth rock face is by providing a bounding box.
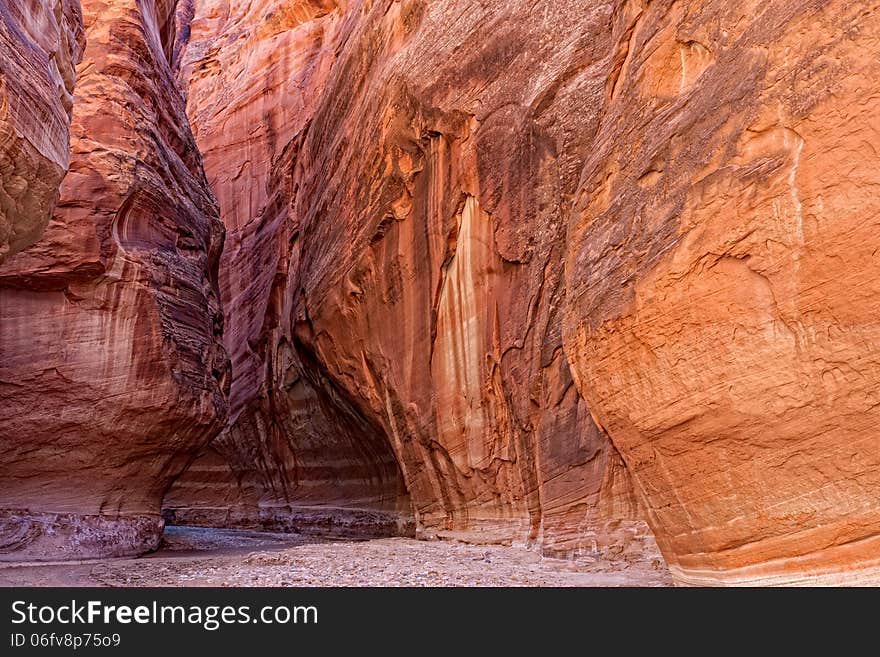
[0,0,228,561]
[0,0,84,263]
[166,0,658,560]
[564,0,880,584]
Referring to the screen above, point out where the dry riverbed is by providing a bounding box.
[0,527,671,587]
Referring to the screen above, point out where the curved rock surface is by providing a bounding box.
[0,0,84,263]
[2,0,877,584]
[564,0,880,584]
[166,0,658,561]
[277,0,654,556]
[164,0,413,537]
[0,0,228,561]
[171,0,880,582]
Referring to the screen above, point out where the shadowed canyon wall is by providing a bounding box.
[163,0,414,537]
[0,0,228,560]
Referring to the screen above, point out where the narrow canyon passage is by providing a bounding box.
[1,0,879,588]
[162,0,657,565]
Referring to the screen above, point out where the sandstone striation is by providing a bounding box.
[164,0,413,537]
[0,0,84,263]
[166,0,657,561]
[171,0,880,583]
[0,0,228,561]
[2,0,877,585]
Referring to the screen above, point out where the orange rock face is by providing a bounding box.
[0,0,84,262]
[564,0,880,584]
[3,0,877,584]
[165,0,658,561]
[0,0,228,560]
[171,0,880,581]
[286,1,658,555]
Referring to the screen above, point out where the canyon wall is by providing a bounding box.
[563,0,880,585]
[0,0,84,263]
[166,0,658,562]
[0,0,228,560]
[169,0,880,583]
[2,0,878,585]
[164,0,414,537]
[276,0,653,557]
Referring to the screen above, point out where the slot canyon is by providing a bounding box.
[1,0,879,586]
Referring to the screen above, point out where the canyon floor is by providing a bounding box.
[0,527,671,587]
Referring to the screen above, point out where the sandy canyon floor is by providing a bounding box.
[0,527,671,587]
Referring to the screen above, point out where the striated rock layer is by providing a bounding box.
[4,0,875,584]
[165,0,414,537]
[167,0,658,561]
[0,0,84,263]
[0,0,228,561]
[276,0,653,556]
[170,0,880,583]
[563,0,880,585]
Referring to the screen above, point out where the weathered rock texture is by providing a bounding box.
[3,0,877,585]
[0,0,228,561]
[0,0,84,263]
[564,0,880,585]
[276,0,656,556]
[164,0,413,537]
[169,0,880,584]
[166,0,657,561]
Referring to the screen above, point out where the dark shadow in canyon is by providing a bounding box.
[162,335,415,540]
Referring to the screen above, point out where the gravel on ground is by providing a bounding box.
[0,526,672,587]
